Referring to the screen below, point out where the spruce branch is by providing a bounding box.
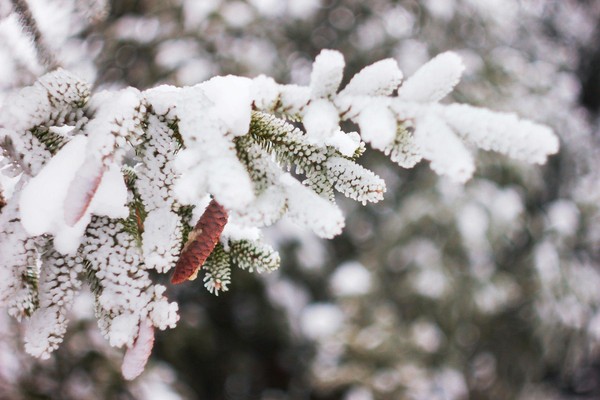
[383,123,422,168]
[28,126,70,155]
[202,243,232,295]
[121,167,146,248]
[24,251,83,359]
[229,239,280,274]
[0,48,561,381]
[249,111,333,174]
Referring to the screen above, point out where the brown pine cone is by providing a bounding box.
[171,199,228,284]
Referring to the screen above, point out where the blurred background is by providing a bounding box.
[2,0,600,399]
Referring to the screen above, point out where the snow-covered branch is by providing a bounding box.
[0,49,558,379]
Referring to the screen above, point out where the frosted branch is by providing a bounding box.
[0,49,560,380]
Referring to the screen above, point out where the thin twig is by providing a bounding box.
[10,0,61,71]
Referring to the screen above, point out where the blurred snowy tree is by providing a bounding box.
[0,0,599,399]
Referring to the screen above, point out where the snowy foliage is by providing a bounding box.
[0,48,558,379]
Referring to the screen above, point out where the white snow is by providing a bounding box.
[221,222,261,243]
[20,133,129,254]
[23,307,61,359]
[108,312,140,348]
[279,84,311,114]
[148,298,179,331]
[325,130,361,157]
[201,75,253,136]
[172,163,208,206]
[85,87,143,152]
[172,79,256,211]
[88,162,129,219]
[20,136,87,236]
[325,157,386,204]
[142,208,182,273]
[251,75,279,110]
[143,84,181,116]
[303,99,339,144]
[414,115,475,183]
[0,168,19,199]
[231,185,286,228]
[280,174,345,239]
[398,52,464,103]
[19,136,94,254]
[310,49,345,99]
[207,156,255,210]
[441,103,559,164]
[357,104,397,150]
[340,58,403,97]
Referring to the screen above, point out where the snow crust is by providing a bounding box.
[20,135,87,237]
[171,77,256,211]
[280,174,345,239]
[303,99,339,144]
[414,115,474,183]
[201,75,253,136]
[340,58,403,97]
[20,136,128,254]
[357,104,397,150]
[398,52,464,102]
[310,49,345,99]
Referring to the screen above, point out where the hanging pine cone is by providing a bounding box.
[171,199,228,284]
